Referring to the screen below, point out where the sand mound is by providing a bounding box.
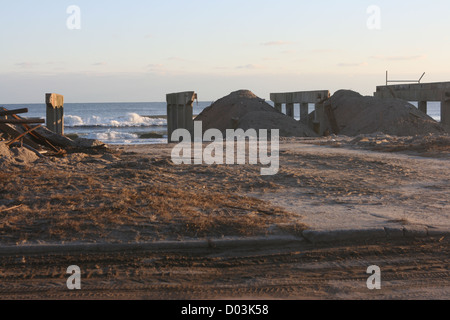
[0,141,39,168]
[322,90,447,136]
[196,90,317,137]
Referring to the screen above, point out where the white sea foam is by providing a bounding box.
[65,113,166,127]
[86,130,139,141]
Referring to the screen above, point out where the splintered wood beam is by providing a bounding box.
[6,125,42,147]
[0,107,60,152]
[0,119,45,124]
[0,108,29,117]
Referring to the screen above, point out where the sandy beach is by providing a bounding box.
[1,136,449,299]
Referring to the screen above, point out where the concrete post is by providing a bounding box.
[314,102,325,135]
[286,103,295,118]
[418,101,427,114]
[45,93,64,135]
[300,103,309,124]
[274,103,282,113]
[167,91,197,143]
[442,92,450,127]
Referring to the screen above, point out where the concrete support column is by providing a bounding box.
[286,103,295,118]
[442,92,450,127]
[167,91,196,143]
[314,102,325,135]
[418,101,428,114]
[300,103,309,124]
[274,103,282,113]
[45,93,64,135]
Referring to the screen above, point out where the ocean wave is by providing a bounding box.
[65,113,166,128]
[86,130,139,141]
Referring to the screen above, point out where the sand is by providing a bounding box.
[0,140,449,300]
[195,90,317,137]
[320,90,448,136]
[0,141,40,168]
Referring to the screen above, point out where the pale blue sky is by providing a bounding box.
[1,0,449,103]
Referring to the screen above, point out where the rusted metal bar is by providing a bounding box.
[0,123,41,150]
[0,108,29,117]
[6,125,42,147]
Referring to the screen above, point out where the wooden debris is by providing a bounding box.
[0,204,23,213]
[0,108,29,117]
[6,125,42,147]
[0,119,46,124]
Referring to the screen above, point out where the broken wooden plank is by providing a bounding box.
[6,125,42,147]
[0,108,29,117]
[0,123,42,150]
[1,107,61,153]
[0,119,45,124]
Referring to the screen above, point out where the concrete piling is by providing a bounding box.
[270,90,331,135]
[442,92,450,127]
[300,103,309,124]
[45,93,64,135]
[286,103,295,118]
[374,82,450,126]
[167,91,197,143]
[418,101,427,114]
[274,103,282,113]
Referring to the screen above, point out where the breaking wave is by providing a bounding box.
[65,113,166,128]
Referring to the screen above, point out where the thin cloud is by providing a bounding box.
[236,64,264,70]
[167,57,193,63]
[15,62,39,68]
[261,41,294,46]
[370,55,426,61]
[310,49,335,54]
[338,62,368,67]
[146,63,169,74]
[92,62,107,66]
[281,50,298,55]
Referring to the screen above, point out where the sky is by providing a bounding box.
[1,0,450,103]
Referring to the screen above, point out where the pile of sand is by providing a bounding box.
[196,90,317,137]
[0,141,40,168]
[322,90,448,136]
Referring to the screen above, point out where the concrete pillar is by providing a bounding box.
[418,101,427,114]
[314,102,325,135]
[274,103,282,113]
[300,103,309,124]
[167,91,196,143]
[442,92,450,127]
[286,103,295,118]
[45,93,64,135]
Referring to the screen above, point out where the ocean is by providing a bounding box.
[1,101,442,145]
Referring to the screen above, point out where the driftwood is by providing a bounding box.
[35,126,76,148]
[9,142,44,158]
[0,119,45,124]
[0,204,23,213]
[0,108,28,117]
